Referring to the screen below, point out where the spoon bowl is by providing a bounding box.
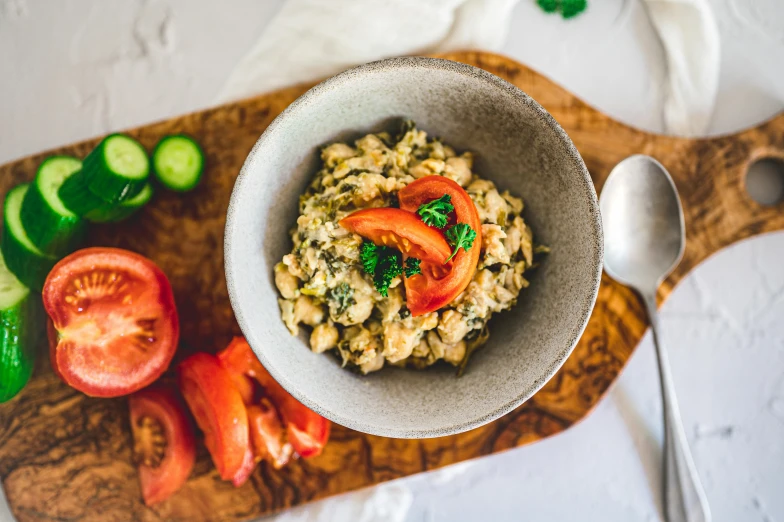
[601,154,685,289]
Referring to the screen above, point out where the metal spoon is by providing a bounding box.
[600,155,711,522]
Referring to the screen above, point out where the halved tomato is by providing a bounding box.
[218,337,331,459]
[42,247,179,397]
[46,318,65,382]
[129,386,196,506]
[399,177,483,316]
[339,208,451,264]
[178,353,249,480]
[247,400,293,469]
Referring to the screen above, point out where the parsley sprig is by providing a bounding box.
[417,194,453,229]
[360,241,422,297]
[444,223,477,262]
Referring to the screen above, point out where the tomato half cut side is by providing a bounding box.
[339,208,451,264]
[247,400,293,469]
[129,385,196,506]
[42,247,179,397]
[178,353,249,480]
[46,318,65,382]
[399,177,483,316]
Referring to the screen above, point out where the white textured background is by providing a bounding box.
[1,0,783,521]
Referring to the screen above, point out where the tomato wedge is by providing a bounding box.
[218,337,331,459]
[231,447,256,487]
[42,247,179,397]
[178,353,249,480]
[129,386,196,506]
[399,177,483,316]
[247,400,292,469]
[339,208,451,264]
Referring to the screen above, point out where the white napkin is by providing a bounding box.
[645,0,720,136]
[218,0,720,136]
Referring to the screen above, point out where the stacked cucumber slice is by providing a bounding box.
[0,131,205,402]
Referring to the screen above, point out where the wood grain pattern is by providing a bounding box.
[1,51,782,522]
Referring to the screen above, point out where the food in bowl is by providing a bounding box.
[274,121,544,374]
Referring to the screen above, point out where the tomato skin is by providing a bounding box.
[247,400,292,469]
[46,318,65,382]
[231,447,256,487]
[398,177,483,316]
[177,353,249,480]
[339,208,451,264]
[218,337,331,459]
[129,386,196,506]
[42,247,179,397]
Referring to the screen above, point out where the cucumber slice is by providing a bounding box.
[82,134,150,204]
[1,185,58,292]
[0,253,40,403]
[85,182,154,223]
[20,156,85,256]
[58,168,108,216]
[152,134,204,192]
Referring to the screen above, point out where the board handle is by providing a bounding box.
[667,112,784,288]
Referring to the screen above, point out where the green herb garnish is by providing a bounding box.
[417,194,454,228]
[359,241,404,297]
[445,223,477,262]
[360,241,379,274]
[373,250,403,297]
[536,0,587,19]
[404,257,422,278]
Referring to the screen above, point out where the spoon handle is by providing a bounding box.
[642,292,711,522]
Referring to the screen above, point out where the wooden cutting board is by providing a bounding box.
[1,51,782,522]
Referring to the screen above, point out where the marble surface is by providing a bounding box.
[1,0,783,521]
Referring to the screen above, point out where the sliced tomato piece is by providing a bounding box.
[217,337,331,459]
[178,353,249,480]
[231,446,256,488]
[247,400,293,469]
[399,177,483,316]
[339,208,451,264]
[217,337,258,405]
[129,386,196,506]
[42,247,179,397]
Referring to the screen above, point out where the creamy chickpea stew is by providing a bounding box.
[274,122,545,374]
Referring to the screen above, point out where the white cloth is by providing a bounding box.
[645,0,721,136]
[218,0,720,136]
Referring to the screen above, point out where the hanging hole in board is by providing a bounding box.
[745,158,784,206]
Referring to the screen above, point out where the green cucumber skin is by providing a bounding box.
[2,186,58,293]
[85,182,154,223]
[82,134,149,204]
[152,134,205,192]
[0,294,41,403]
[21,165,85,256]
[58,170,106,216]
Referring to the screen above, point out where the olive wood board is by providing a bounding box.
[1,51,782,522]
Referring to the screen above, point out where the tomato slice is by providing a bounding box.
[217,337,258,405]
[218,337,331,459]
[231,446,256,488]
[247,400,293,469]
[129,386,196,506]
[398,177,483,316]
[42,247,179,397]
[339,208,451,264]
[178,353,249,480]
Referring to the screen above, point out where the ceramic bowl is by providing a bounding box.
[225,57,602,438]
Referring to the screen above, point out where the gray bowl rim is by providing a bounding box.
[225,56,604,438]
